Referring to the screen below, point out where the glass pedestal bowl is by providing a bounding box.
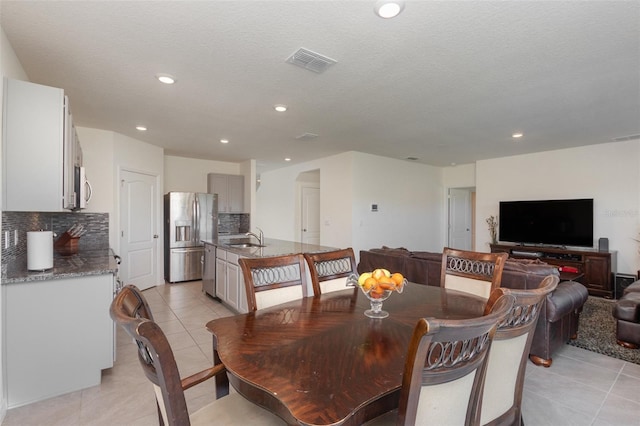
[346,274,406,319]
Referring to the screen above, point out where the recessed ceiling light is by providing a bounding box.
[220,139,229,144]
[284,158,291,162]
[512,132,524,138]
[156,73,176,84]
[374,0,404,18]
[274,105,287,112]
[136,126,147,131]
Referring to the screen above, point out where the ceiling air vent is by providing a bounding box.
[286,48,337,74]
[296,132,319,141]
[613,134,640,142]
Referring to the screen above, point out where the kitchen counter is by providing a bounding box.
[202,237,337,258]
[2,248,119,284]
[202,237,338,313]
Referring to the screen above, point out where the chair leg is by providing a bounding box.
[529,354,552,367]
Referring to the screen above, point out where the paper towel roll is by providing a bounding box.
[27,231,53,271]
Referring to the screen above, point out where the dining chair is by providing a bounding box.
[110,285,285,426]
[480,275,559,426]
[303,248,358,295]
[440,247,508,299]
[239,254,309,311]
[366,292,515,426]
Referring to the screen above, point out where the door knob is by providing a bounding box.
[153,234,159,238]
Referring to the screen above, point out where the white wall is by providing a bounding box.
[164,155,240,193]
[443,163,476,188]
[0,23,29,422]
[476,140,640,274]
[256,151,446,258]
[352,153,445,253]
[256,152,358,249]
[76,128,165,286]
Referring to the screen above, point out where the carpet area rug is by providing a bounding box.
[568,296,640,364]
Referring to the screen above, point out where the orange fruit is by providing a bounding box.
[391,273,404,286]
[377,276,396,290]
[363,277,378,292]
[372,284,385,295]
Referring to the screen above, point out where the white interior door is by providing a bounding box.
[448,188,473,250]
[120,170,158,290]
[301,186,320,244]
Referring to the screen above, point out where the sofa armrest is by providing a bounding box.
[546,281,589,322]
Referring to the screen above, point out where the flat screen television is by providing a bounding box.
[498,198,594,247]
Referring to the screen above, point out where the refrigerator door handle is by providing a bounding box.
[191,197,197,245]
[171,247,202,253]
[194,196,201,244]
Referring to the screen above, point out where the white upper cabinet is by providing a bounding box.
[207,173,245,213]
[2,78,78,211]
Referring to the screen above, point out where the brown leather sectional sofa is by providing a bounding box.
[357,247,589,367]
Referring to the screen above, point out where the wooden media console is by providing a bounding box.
[490,243,616,298]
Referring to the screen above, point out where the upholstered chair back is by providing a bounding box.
[239,254,309,311]
[480,275,559,426]
[304,248,357,295]
[440,248,508,299]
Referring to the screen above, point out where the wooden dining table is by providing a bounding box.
[205,283,487,426]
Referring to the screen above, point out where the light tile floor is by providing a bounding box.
[3,280,640,426]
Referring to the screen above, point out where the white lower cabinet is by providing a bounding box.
[215,248,247,313]
[4,273,115,408]
[215,249,227,301]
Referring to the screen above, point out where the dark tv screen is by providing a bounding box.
[498,199,594,247]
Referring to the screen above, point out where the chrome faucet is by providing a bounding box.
[245,227,264,245]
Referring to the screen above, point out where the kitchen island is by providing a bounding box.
[202,237,337,313]
[2,249,118,408]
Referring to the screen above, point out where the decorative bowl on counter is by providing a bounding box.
[346,269,406,319]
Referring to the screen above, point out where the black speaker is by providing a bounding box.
[598,237,609,252]
[616,274,637,299]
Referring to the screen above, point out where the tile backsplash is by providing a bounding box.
[218,213,250,235]
[2,211,109,260]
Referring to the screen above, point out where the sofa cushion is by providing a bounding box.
[501,259,559,291]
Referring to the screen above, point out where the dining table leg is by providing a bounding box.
[212,335,229,399]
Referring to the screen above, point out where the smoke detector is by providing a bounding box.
[286,48,337,74]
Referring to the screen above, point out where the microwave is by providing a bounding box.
[73,166,92,210]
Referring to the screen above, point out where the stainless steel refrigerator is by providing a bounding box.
[164,192,218,283]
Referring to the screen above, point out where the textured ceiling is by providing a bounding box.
[1,1,639,173]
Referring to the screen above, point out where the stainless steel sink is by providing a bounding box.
[227,242,265,248]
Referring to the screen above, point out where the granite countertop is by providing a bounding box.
[203,237,337,258]
[2,248,119,284]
